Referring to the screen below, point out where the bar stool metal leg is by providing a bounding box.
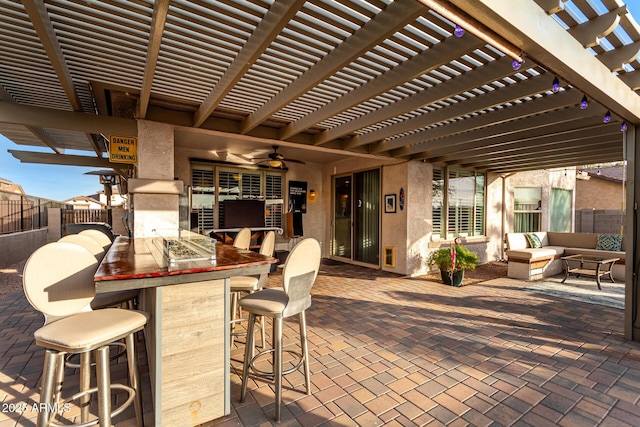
[299,311,311,395]
[54,353,65,405]
[80,351,91,423]
[230,291,239,347]
[273,317,283,422]
[240,312,256,403]
[37,349,57,427]
[125,333,144,427]
[95,346,111,427]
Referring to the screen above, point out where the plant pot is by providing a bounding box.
[440,269,464,287]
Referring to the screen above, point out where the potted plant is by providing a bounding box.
[426,243,479,286]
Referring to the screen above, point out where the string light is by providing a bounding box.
[580,95,588,110]
[512,59,522,70]
[552,76,560,93]
[621,122,628,131]
[454,24,464,37]
[604,111,611,123]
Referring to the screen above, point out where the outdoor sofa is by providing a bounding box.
[505,232,625,281]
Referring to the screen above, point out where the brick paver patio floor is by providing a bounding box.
[2,260,640,426]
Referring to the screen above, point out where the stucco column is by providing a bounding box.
[132,120,180,238]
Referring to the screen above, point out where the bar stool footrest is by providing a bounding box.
[48,383,136,427]
[249,348,304,378]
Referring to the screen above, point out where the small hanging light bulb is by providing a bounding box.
[604,111,611,123]
[453,24,464,37]
[580,95,588,110]
[621,122,628,131]
[552,76,560,93]
[512,59,522,70]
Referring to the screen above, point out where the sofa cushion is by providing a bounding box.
[547,232,597,249]
[506,233,528,250]
[525,233,542,248]
[506,247,562,261]
[506,232,548,250]
[596,234,623,251]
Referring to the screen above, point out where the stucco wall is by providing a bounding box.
[503,168,576,233]
[0,228,47,268]
[404,161,431,275]
[381,162,408,274]
[485,173,505,261]
[284,162,324,253]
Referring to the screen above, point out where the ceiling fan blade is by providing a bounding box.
[284,158,305,164]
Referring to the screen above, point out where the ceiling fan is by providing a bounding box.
[254,145,305,169]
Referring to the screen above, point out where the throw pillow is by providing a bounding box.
[525,233,542,248]
[596,234,623,251]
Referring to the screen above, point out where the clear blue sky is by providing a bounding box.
[2,2,640,201]
[0,135,102,201]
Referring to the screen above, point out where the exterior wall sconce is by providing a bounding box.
[309,189,317,201]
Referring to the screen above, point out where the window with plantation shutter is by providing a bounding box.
[191,166,215,234]
[474,173,485,236]
[432,167,444,240]
[431,166,485,239]
[266,173,283,228]
[191,163,284,231]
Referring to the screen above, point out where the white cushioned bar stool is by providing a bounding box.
[23,242,148,427]
[230,231,276,348]
[59,234,106,262]
[239,238,321,421]
[57,236,138,369]
[59,234,139,310]
[78,229,113,252]
[232,227,252,250]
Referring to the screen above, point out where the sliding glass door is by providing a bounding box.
[332,169,380,265]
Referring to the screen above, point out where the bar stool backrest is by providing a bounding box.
[260,231,276,257]
[23,242,98,325]
[59,234,106,262]
[233,227,252,250]
[79,229,112,251]
[281,238,321,317]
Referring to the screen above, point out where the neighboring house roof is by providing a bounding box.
[579,166,626,184]
[0,177,26,195]
[63,196,107,207]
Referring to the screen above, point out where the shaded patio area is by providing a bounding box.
[2,260,640,426]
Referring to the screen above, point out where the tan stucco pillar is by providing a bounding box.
[132,120,180,238]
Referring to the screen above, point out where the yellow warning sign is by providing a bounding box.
[109,135,137,164]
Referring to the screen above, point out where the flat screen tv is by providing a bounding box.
[222,199,266,228]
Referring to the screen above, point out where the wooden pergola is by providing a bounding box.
[2,0,640,339]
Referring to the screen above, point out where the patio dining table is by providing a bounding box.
[94,236,276,426]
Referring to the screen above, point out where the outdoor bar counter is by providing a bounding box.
[94,236,276,426]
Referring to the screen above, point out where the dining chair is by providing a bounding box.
[230,231,276,348]
[239,237,321,421]
[23,242,148,427]
[232,227,252,250]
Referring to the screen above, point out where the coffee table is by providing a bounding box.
[560,254,619,289]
